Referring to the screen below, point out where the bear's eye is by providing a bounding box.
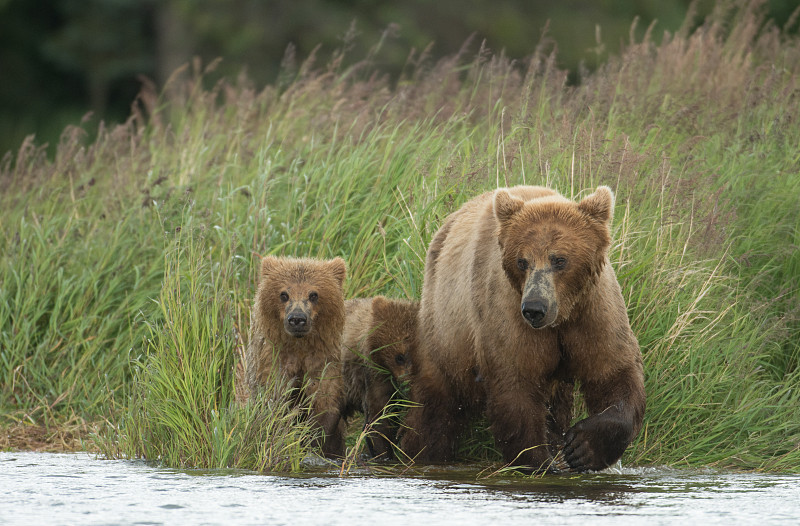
[308,292,318,302]
[395,354,406,365]
[516,258,528,271]
[279,291,289,302]
[550,255,567,270]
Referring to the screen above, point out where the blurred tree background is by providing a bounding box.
[0,0,797,157]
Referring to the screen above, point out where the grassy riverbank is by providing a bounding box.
[2,2,799,472]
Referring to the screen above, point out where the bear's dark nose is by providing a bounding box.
[287,313,307,328]
[521,301,547,325]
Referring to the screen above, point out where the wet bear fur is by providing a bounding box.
[246,255,347,458]
[340,296,418,460]
[401,185,645,472]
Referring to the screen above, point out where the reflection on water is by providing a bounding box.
[1,452,799,525]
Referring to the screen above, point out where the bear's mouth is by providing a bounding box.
[285,325,311,338]
[524,318,548,329]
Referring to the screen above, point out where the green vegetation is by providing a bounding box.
[92,234,319,471]
[1,2,799,472]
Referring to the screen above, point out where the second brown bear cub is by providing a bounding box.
[246,255,347,458]
[340,297,418,460]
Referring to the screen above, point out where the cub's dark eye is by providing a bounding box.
[395,354,406,365]
[279,291,289,302]
[550,255,567,270]
[517,258,528,271]
[308,292,318,302]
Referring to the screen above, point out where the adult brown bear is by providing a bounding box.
[401,185,645,472]
[246,255,348,458]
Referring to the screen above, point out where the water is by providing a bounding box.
[2,452,800,525]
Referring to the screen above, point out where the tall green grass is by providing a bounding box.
[95,231,317,471]
[1,1,799,471]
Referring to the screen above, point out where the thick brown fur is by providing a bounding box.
[245,255,347,458]
[340,296,418,460]
[401,185,645,472]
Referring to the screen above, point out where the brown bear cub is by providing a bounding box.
[401,185,645,472]
[340,296,418,460]
[245,255,348,458]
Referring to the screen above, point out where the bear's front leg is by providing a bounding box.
[545,379,574,457]
[486,382,556,473]
[400,371,466,462]
[362,373,400,460]
[309,369,346,458]
[563,365,645,472]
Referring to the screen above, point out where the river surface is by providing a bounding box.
[2,451,800,525]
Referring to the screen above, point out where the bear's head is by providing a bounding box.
[493,186,613,329]
[367,296,418,380]
[258,256,347,338]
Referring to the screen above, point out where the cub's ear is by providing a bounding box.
[494,190,524,224]
[578,185,614,224]
[260,255,279,281]
[371,296,390,319]
[327,257,347,287]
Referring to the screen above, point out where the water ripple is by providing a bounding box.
[1,452,799,525]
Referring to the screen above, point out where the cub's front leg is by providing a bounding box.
[362,372,400,460]
[308,365,346,458]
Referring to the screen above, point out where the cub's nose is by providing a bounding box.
[521,301,547,325]
[287,313,307,328]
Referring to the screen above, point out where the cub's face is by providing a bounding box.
[370,331,413,380]
[258,256,346,338]
[368,298,418,380]
[493,187,614,329]
[277,282,322,338]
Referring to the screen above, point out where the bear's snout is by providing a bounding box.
[287,312,307,327]
[521,270,558,328]
[285,309,311,337]
[521,300,548,327]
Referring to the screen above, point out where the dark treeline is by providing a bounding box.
[0,0,797,156]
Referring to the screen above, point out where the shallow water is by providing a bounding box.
[2,452,800,525]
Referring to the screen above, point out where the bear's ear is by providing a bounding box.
[577,185,614,224]
[371,296,390,320]
[494,190,524,224]
[327,257,347,288]
[260,255,279,281]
